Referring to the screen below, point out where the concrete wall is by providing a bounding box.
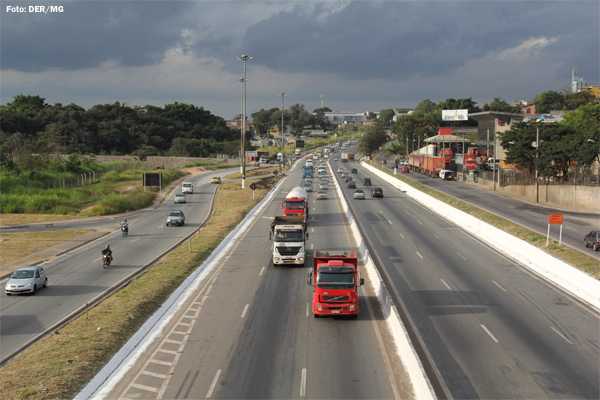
[474,177,599,211]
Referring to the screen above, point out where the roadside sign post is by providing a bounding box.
[250,182,257,200]
[547,214,563,247]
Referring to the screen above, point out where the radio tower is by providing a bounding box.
[321,95,324,109]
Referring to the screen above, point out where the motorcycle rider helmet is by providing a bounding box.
[105,244,110,250]
[123,218,127,222]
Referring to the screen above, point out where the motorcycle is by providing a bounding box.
[121,225,129,237]
[102,254,111,268]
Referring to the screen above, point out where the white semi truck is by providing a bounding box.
[270,216,308,266]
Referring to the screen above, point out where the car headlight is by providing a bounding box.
[24,283,32,287]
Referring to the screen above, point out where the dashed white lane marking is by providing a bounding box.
[311,228,314,233]
[311,243,313,249]
[416,252,423,259]
[399,234,404,239]
[492,280,507,291]
[306,303,310,317]
[434,234,439,239]
[300,368,307,397]
[205,369,222,398]
[417,220,423,226]
[259,266,266,276]
[481,324,499,343]
[457,253,467,261]
[551,327,573,344]
[241,304,249,318]
[440,279,451,290]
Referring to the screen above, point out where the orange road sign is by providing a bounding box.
[549,214,563,225]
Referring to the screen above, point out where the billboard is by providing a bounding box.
[296,140,305,148]
[442,109,469,121]
[143,173,162,187]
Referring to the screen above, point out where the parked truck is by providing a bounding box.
[307,251,364,318]
[281,187,309,217]
[270,216,308,266]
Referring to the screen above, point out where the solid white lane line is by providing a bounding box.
[440,279,451,290]
[205,369,222,398]
[481,325,499,343]
[300,368,307,397]
[416,252,423,259]
[457,253,467,261]
[551,327,573,344]
[492,280,507,291]
[241,304,249,318]
[259,266,266,276]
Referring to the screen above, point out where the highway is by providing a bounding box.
[329,142,599,398]
[375,149,600,260]
[102,160,403,399]
[0,169,234,363]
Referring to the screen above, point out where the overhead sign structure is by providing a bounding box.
[442,109,469,121]
[547,213,563,246]
[143,173,162,196]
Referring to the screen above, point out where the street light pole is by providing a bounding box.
[535,125,539,203]
[237,55,253,189]
[280,92,286,173]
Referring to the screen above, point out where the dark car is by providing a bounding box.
[584,231,600,251]
[351,168,358,173]
[371,187,383,198]
[363,178,372,186]
[347,181,357,189]
[344,176,353,183]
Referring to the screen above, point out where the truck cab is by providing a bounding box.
[270,216,308,266]
[308,251,363,318]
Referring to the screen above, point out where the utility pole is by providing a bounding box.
[280,92,286,173]
[237,55,253,188]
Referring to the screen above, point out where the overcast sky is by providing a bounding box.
[1,1,598,119]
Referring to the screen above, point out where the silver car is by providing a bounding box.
[319,182,328,190]
[303,183,313,192]
[166,210,185,226]
[5,266,48,295]
[353,189,366,200]
[174,193,187,203]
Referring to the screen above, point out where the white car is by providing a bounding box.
[174,193,187,203]
[337,168,344,173]
[5,266,48,295]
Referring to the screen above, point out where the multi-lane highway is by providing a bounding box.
[328,147,599,399]
[375,148,600,259]
[0,169,234,363]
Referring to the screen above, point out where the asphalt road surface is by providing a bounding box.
[0,169,235,363]
[330,153,599,399]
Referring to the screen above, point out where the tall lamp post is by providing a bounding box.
[237,55,253,188]
[280,92,286,173]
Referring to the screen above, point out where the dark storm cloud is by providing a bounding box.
[236,1,598,81]
[1,1,193,72]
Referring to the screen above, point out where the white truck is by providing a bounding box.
[341,152,349,162]
[181,182,193,193]
[270,216,308,266]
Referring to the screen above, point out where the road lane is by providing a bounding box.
[332,157,600,399]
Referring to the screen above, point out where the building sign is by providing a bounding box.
[442,109,469,121]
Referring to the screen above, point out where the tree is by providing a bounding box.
[561,103,600,165]
[384,141,404,162]
[378,109,395,126]
[482,97,521,113]
[358,121,387,157]
[313,107,332,113]
[413,99,436,114]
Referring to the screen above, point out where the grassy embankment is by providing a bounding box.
[371,163,600,280]
[0,167,186,268]
[0,175,277,400]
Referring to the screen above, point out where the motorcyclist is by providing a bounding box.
[101,244,113,265]
[121,218,129,233]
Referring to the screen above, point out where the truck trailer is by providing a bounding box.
[307,251,364,318]
[270,216,308,266]
[281,187,309,217]
[408,154,447,177]
[341,153,349,162]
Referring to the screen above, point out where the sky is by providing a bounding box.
[1,1,598,119]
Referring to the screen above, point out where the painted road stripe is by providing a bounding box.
[259,266,265,276]
[434,234,439,239]
[306,303,310,317]
[300,368,307,397]
[457,253,467,261]
[241,304,249,318]
[400,234,404,239]
[492,280,507,291]
[551,327,573,344]
[417,220,423,226]
[441,279,451,290]
[481,325,499,343]
[416,252,423,259]
[205,369,221,398]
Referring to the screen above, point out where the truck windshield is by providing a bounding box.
[274,230,303,242]
[317,272,355,289]
[283,200,305,209]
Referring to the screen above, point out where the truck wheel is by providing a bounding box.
[313,313,320,318]
[595,243,599,251]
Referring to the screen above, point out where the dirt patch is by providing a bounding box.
[181,166,206,174]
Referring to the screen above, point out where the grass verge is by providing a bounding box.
[0,229,93,267]
[0,176,276,400]
[224,166,282,180]
[371,163,600,280]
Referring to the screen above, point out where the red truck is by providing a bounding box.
[281,187,309,217]
[409,154,447,177]
[307,251,364,319]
